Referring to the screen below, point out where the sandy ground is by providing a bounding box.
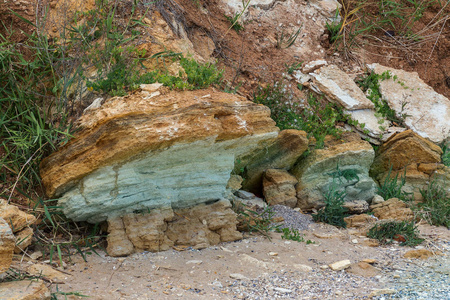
[20,221,448,300]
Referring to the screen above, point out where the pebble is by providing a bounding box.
[274,287,292,293]
[229,273,248,280]
[186,260,202,265]
[329,259,351,271]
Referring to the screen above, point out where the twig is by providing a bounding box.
[107,259,125,287]
[7,142,47,204]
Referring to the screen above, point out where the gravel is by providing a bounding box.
[270,205,314,231]
[226,269,382,299]
[375,248,450,300]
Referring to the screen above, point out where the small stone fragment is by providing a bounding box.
[268,252,278,256]
[229,273,248,280]
[369,288,396,297]
[362,259,377,264]
[186,260,203,265]
[274,287,292,293]
[364,239,380,247]
[371,195,385,204]
[403,249,440,260]
[293,264,312,272]
[329,259,351,271]
[346,262,380,277]
[0,280,50,299]
[27,264,69,281]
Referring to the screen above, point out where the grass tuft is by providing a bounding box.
[417,180,450,228]
[367,220,424,246]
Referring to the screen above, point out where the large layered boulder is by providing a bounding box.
[291,133,377,210]
[40,87,278,223]
[368,63,450,144]
[40,87,278,253]
[371,130,445,200]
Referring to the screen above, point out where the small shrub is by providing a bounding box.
[377,166,412,202]
[277,227,316,244]
[367,221,424,246]
[253,83,363,148]
[313,179,348,228]
[279,227,305,242]
[235,204,281,239]
[356,70,410,125]
[441,143,450,167]
[418,180,450,228]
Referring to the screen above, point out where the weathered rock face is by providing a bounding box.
[40,88,278,223]
[263,169,298,208]
[107,199,242,256]
[309,64,375,110]
[0,200,37,233]
[239,129,308,193]
[371,130,444,200]
[291,134,377,210]
[0,280,51,300]
[368,63,450,144]
[0,199,36,254]
[372,130,442,175]
[342,200,369,214]
[370,198,414,221]
[344,214,377,229]
[297,62,390,144]
[0,218,15,274]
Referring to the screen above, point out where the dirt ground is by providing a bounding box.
[11,221,448,299]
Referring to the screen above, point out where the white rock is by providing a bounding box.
[371,195,385,205]
[293,71,312,85]
[230,273,248,280]
[345,109,390,139]
[186,260,203,265]
[29,251,43,261]
[329,259,351,271]
[309,65,375,110]
[140,82,163,92]
[293,264,312,272]
[351,239,358,244]
[240,254,269,269]
[302,60,328,74]
[83,97,103,113]
[235,190,257,200]
[274,287,292,293]
[368,63,450,144]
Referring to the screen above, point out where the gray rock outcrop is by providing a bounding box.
[291,134,377,210]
